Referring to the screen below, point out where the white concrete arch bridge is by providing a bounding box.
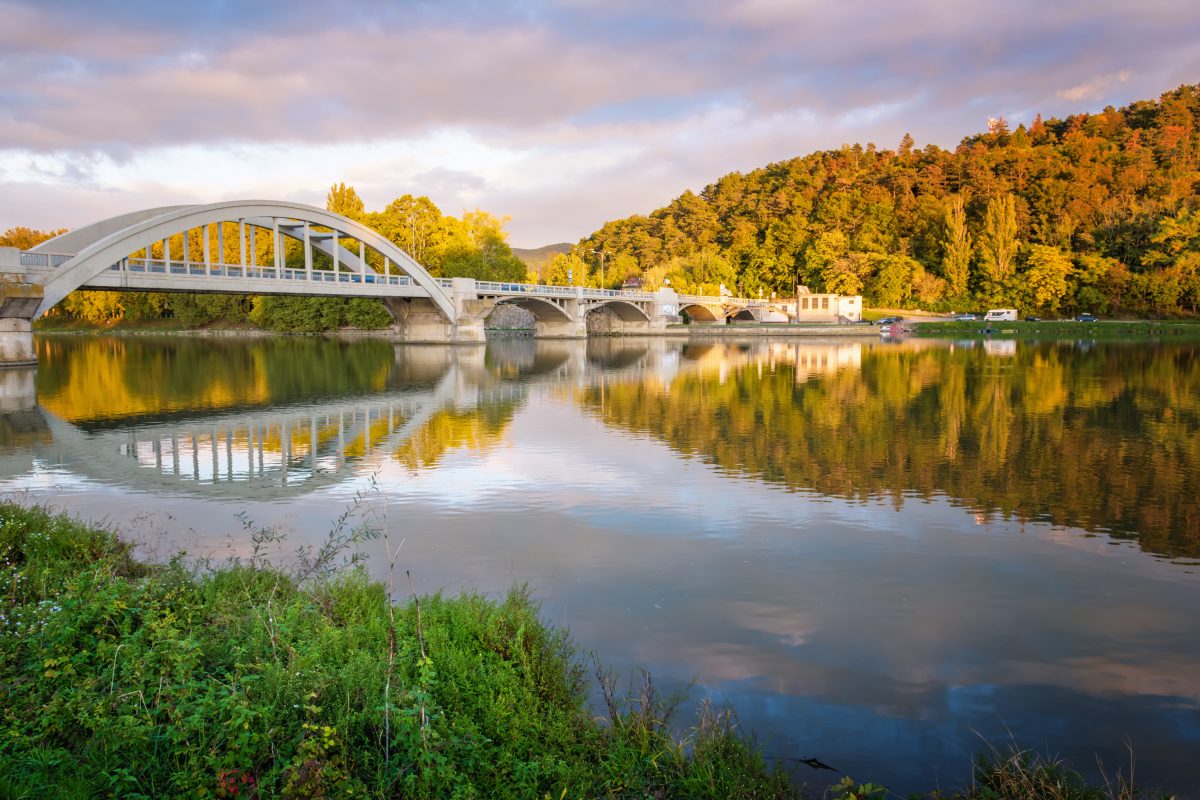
[0,199,771,366]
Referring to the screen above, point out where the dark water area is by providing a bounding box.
[2,334,1198,797]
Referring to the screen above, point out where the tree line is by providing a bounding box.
[571,84,1200,316]
[0,185,527,330]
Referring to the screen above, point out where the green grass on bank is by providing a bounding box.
[0,503,793,799]
[913,319,1200,340]
[0,503,1180,799]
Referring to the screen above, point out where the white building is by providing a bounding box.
[783,290,863,323]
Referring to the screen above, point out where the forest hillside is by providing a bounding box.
[566,84,1200,316]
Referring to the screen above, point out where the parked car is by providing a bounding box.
[1075,313,1099,322]
[953,313,977,321]
[874,316,903,325]
[1024,316,1041,322]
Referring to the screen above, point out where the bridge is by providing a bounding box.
[0,200,774,365]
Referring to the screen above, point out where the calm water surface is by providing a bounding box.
[2,334,1198,796]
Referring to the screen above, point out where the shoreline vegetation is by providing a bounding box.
[29,315,1200,342]
[0,503,1180,799]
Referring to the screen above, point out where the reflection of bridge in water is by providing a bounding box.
[0,338,874,501]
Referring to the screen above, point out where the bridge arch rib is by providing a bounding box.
[32,200,455,321]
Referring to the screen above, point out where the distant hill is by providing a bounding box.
[511,243,572,272]
[578,84,1200,318]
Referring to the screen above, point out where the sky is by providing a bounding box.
[1,1,1198,248]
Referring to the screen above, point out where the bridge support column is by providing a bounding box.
[450,278,494,343]
[648,288,681,332]
[536,297,587,338]
[384,298,454,342]
[0,319,36,367]
[382,280,492,344]
[0,248,41,367]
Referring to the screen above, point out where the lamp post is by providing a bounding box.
[590,248,607,289]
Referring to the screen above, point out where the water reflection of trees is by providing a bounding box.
[579,342,1200,559]
[35,337,398,424]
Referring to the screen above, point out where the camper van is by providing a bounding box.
[984,309,1018,322]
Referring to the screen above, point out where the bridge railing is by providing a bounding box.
[20,252,73,268]
[22,249,768,308]
[472,281,655,301]
[122,258,413,286]
[676,294,766,306]
[19,252,416,287]
[60,256,413,286]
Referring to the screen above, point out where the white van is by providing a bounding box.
[984,309,1018,322]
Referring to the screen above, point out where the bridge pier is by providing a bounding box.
[537,316,588,338]
[383,278,494,343]
[0,248,41,367]
[0,320,36,367]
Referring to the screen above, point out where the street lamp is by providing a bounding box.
[590,248,607,289]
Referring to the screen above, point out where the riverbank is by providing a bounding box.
[913,319,1200,340]
[0,503,1180,799]
[665,323,879,337]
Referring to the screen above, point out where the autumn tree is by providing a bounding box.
[326,183,365,220]
[0,227,67,249]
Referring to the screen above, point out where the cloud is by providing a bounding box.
[1058,70,1132,102]
[2,0,1200,243]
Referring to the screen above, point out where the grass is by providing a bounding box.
[949,744,1177,800]
[0,502,794,799]
[912,319,1200,340]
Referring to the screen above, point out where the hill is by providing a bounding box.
[575,84,1200,317]
[511,243,572,275]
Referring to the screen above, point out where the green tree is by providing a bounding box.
[869,254,922,308]
[979,194,1020,284]
[940,195,972,298]
[802,230,850,291]
[441,210,526,282]
[1144,208,1200,313]
[363,195,446,267]
[542,253,589,287]
[1021,244,1073,314]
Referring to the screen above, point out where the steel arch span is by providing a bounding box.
[28,200,455,321]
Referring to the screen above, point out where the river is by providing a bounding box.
[2,333,1198,796]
